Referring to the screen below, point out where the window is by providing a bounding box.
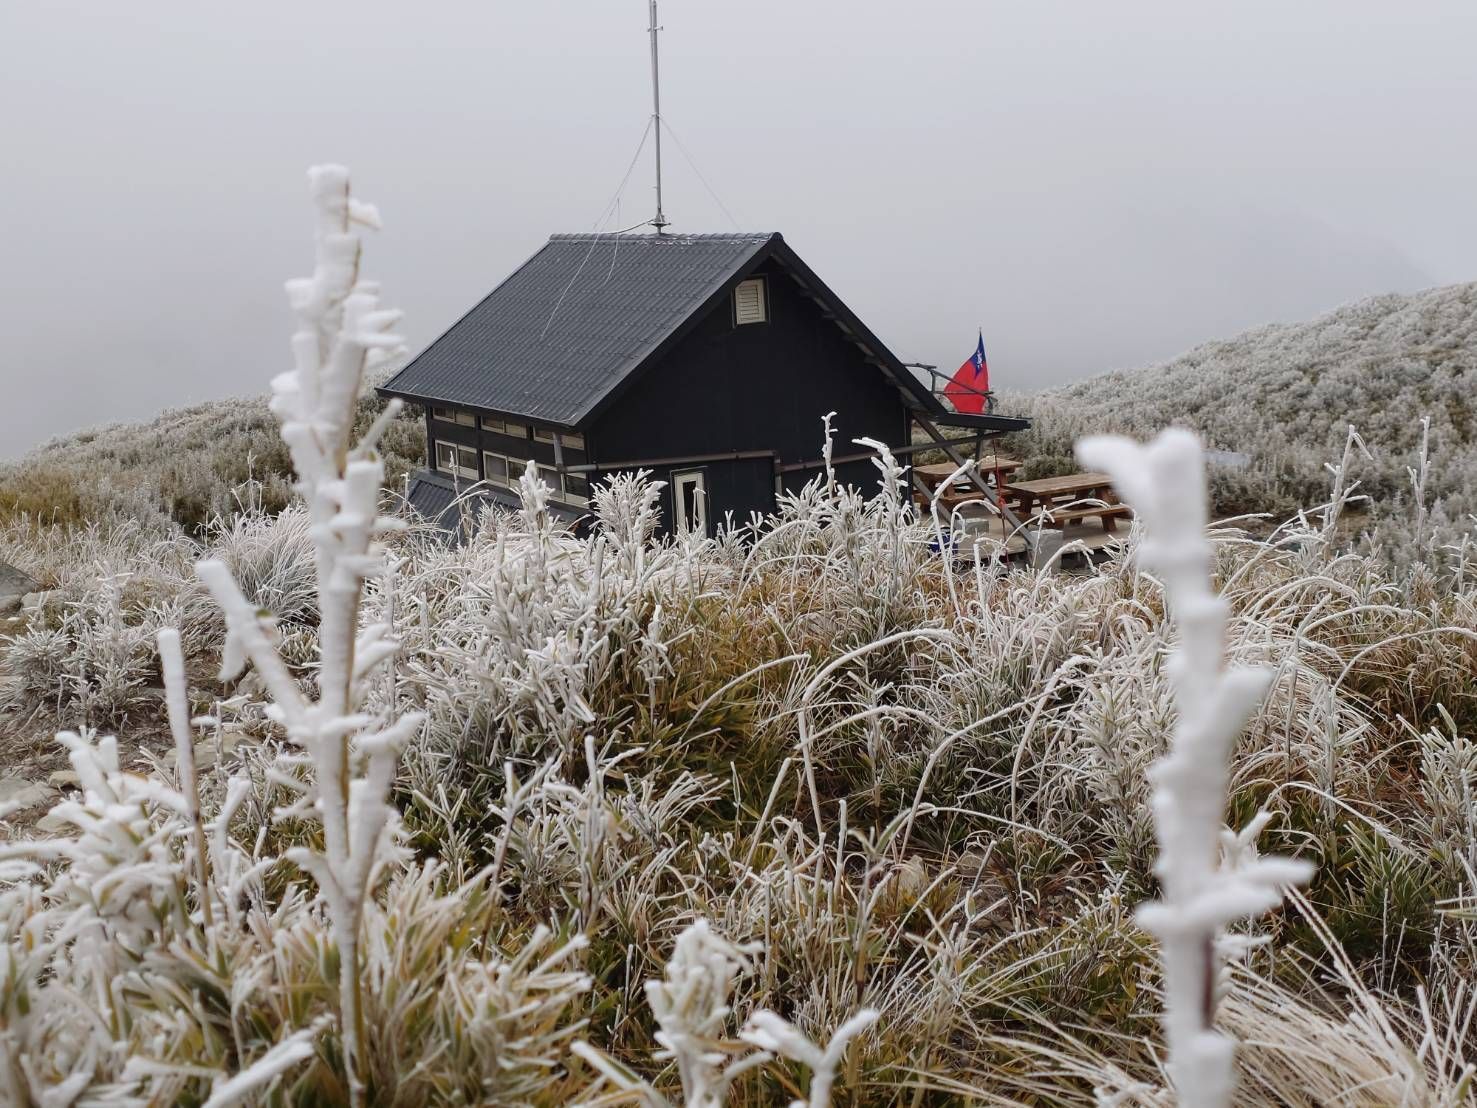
[483,417,530,440]
[563,472,591,506]
[672,470,708,534]
[484,449,589,506]
[734,277,767,325]
[435,441,478,479]
[482,451,510,487]
[562,431,586,452]
[433,406,475,427]
[532,426,558,445]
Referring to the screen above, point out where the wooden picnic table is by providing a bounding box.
[913,456,1021,492]
[1003,471,1130,532]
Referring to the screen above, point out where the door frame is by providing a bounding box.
[671,467,710,535]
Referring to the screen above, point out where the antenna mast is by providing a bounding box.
[647,0,669,232]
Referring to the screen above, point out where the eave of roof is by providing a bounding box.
[921,411,1033,433]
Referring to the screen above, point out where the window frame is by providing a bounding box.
[433,406,476,427]
[481,446,591,507]
[436,440,479,479]
[562,471,591,506]
[481,450,512,488]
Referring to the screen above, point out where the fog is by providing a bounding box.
[2,0,1474,458]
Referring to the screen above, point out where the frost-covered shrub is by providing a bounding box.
[1,574,160,723]
[205,503,320,629]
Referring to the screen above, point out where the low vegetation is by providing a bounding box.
[0,383,422,532]
[0,172,1474,1105]
[3,425,1474,1102]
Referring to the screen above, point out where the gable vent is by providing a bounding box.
[734,277,767,325]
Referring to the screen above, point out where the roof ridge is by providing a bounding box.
[548,231,776,243]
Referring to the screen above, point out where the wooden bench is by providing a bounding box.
[1035,504,1133,531]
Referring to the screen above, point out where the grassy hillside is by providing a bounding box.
[0,384,423,531]
[1006,281,1477,531]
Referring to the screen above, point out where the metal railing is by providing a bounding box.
[902,362,996,415]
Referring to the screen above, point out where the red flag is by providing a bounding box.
[943,331,989,414]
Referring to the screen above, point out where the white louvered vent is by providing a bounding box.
[734,277,767,325]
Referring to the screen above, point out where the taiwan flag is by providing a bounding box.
[943,331,990,414]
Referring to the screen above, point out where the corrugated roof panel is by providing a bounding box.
[381,232,776,427]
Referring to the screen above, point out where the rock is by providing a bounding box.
[156,736,235,773]
[47,770,80,789]
[0,562,40,615]
[218,725,251,752]
[0,776,54,811]
[36,810,70,834]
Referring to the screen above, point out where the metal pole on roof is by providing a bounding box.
[648,0,670,232]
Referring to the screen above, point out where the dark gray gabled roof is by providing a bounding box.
[377,231,946,429]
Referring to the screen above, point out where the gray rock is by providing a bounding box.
[0,777,55,811]
[0,562,39,614]
[47,770,80,789]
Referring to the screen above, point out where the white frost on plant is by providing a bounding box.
[574,919,875,1108]
[195,164,422,1106]
[1076,428,1314,1108]
[739,1006,879,1108]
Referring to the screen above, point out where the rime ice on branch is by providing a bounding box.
[573,918,878,1108]
[1076,429,1314,1108]
[196,165,422,1107]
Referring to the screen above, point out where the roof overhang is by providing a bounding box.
[376,389,583,432]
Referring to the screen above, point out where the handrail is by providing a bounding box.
[902,362,995,414]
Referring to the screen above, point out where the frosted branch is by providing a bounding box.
[1076,429,1314,1108]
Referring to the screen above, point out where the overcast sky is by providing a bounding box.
[3,1,1475,457]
